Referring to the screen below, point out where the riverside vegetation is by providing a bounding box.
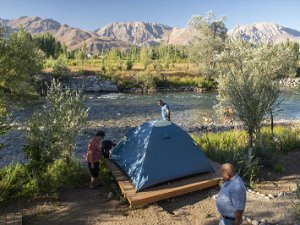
[0,12,300,218]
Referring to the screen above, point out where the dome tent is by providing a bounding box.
[110,120,214,191]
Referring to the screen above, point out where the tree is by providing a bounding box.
[24,80,89,171]
[188,11,227,79]
[140,46,151,70]
[0,29,43,97]
[33,33,63,59]
[216,40,296,149]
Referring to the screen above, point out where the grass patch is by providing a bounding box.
[0,159,89,204]
[192,125,300,185]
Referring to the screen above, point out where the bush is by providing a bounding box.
[136,70,158,91]
[192,125,300,184]
[0,164,37,203]
[125,60,133,70]
[0,160,88,204]
[24,79,89,173]
[51,55,69,77]
[37,159,88,193]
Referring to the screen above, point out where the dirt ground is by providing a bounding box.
[1,151,300,225]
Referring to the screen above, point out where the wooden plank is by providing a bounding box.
[105,159,222,208]
[4,213,22,225]
[0,215,5,225]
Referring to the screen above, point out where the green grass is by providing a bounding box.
[192,125,300,185]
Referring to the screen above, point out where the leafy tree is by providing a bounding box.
[24,80,89,172]
[33,33,63,58]
[0,29,43,97]
[216,40,296,149]
[188,11,227,78]
[140,46,151,70]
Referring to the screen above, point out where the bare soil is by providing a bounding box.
[1,151,300,225]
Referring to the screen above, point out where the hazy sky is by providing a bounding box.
[0,0,300,31]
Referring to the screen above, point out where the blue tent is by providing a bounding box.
[110,120,215,191]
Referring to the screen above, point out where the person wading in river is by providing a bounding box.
[86,130,105,189]
[157,99,171,121]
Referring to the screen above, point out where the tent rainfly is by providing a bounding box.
[110,120,215,191]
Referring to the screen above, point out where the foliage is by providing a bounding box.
[50,54,70,77]
[188,11,227,78]
[0,29,44,97]
[33,33,64,58]
[192,125,300,184]
[140,46,151,70]
[0,163,37,203]
[0,100,10,136]
[0,160,88,204]
[136,70,158,91]
[216,40,296,147]
[24,79,89,174]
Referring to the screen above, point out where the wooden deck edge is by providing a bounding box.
[105,159,222,208]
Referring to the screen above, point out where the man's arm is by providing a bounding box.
[234,210,243,225]
[166,107,171,121]
[88,142,94,168]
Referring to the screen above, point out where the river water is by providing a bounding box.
[1,90,300,167]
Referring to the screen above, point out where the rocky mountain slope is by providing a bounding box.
[1,16,300,53]
[228,22,300,44]
[96,21,173,46]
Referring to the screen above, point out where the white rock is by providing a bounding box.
[246,218,252,223]
[107,192,114,200]
[252,220,259,225]
[268,194,274,199]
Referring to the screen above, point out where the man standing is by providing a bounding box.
[216,163,246,225]
[86,130,105,189]
[157,99,171,121]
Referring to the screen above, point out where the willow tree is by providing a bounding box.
[188,11,227,79]
[216,40,296,149]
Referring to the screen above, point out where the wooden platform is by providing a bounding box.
[105,159,222,208]
[0,213,22,225]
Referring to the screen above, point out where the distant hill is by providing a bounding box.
[1,16,300,53]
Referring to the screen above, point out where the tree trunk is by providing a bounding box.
[271,111,274,139]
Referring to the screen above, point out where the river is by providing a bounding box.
[1,90,300,167]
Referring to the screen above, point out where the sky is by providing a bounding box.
[0,0,300,31]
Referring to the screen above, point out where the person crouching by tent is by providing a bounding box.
[157,99,171,121]
[86,130,105,189]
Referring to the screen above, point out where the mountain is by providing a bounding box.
[95,21,173,46]
[2,16,300,53]
[0,16,130,53]
[228,22,300,44]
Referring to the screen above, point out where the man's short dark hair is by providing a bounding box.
[96,130,105,137]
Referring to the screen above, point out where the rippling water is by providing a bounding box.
[87,90,300,124]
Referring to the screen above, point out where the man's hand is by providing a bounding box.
[234,210,243,225]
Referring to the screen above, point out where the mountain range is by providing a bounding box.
[1,16,300,54]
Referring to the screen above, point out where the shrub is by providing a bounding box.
[192,125,300,184]
[0,160,88,204]
[125,60,133,70]
[136,70,158,91]
[38,159,88,193]
[24,79,89,174]
[51,55,69,77]
[0,164,37,203]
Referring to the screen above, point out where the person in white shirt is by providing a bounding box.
[157,99,170,121]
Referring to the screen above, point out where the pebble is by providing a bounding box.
[107,192,114,200]
[252,220,259,225]
[268,194,274,199]
[278,192,284,197]
[246,217,252,223]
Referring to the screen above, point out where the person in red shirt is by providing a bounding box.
[86,130,105,189]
